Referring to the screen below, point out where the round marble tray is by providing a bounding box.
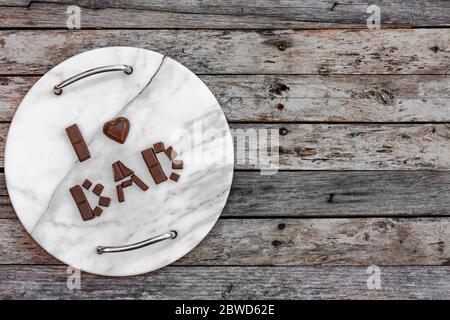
[5,47,234,276]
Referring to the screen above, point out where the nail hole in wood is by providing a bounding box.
[279,127,288,135]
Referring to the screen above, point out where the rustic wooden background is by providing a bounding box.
[0,0,449,299]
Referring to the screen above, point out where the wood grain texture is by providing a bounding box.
[235,123,450,170]
[2,75,449,122]
[211,75,450,122]
[0,29,448,75]
[226,171,450,217]
[0,0,449,29]
[1,265,450,299]
[1,123,450,169]
[2,171,450,219]
[0,76,31,121]
[1,0,449,300]
[2,217,450,266]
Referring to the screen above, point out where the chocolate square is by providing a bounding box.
[165,146,177,160]
[92,206,103,217]
[153,142,165,153]
[82,179,92,190]
[172,160,183,170]
[170,172,180,182]
[98,196,111,207]
[92,183,104,196]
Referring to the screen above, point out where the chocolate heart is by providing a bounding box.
[103,117,130,144]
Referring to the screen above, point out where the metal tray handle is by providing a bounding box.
[53,64,133,95]
[96,230,177,254]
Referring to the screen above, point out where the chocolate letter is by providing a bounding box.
[65,124,91,162]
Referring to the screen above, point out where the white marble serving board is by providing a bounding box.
[5,47,234,276]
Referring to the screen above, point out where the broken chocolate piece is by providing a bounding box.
[170,172,180,182]
[92,183,104,196]
[103,117,130,144]
[78,202,94,221]
[131,174,149,191]
[92,206,103,217]
[116,185,125,202]
[142,147,158,165]
[98,196,111,207]
[65,124,91,162]
[164,146,177,160]
[150,166,167,184]
[121,179,132,188]
[112,160,134,181]
[141,148,167,184]
[112,161,125,181]
[172,160,183,170]
[69,185,94,221]
[153,142,165,153]
[75,145,90,162]
[118,161,134,177]
[82,179,92,190]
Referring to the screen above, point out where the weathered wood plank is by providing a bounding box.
[1,265,450,299]
[2,171,450,219]
[212,75,450,122]
[0,76,31,121]
[233,123,450,170]
[238,123,450,170]
[0,124,8,165]
[2,217,450,266]
[1,123,450,169]
[226,171,450,217]
[0,29,448,75]
[2,75,449,122]
[0,0,449,29]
